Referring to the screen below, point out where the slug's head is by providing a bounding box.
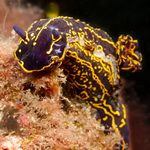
[13,25,66,73]
[116,35,142,72]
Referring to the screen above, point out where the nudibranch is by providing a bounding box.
[13,16,142,149]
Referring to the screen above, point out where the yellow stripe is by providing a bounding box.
[103,100,120,116]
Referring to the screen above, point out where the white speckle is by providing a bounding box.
[55,48,62,54]
[30,33,34,37]
[93,49,105,58]
[97,95,101,98]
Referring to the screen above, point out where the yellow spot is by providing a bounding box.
[79,28,82,31]
[33,42,36,46]
[103,116,108,121]
[69,22,73,26]
[94,97,98,102]
[36,27,41,31]
[93,87,96,91]
[77,70,81,75]
[72,31,76,36]
[18,49,21,53]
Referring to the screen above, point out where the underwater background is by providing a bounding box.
[0,0,150,149]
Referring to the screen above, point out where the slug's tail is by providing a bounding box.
[90,97,129,149]
[116,35,142,72]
